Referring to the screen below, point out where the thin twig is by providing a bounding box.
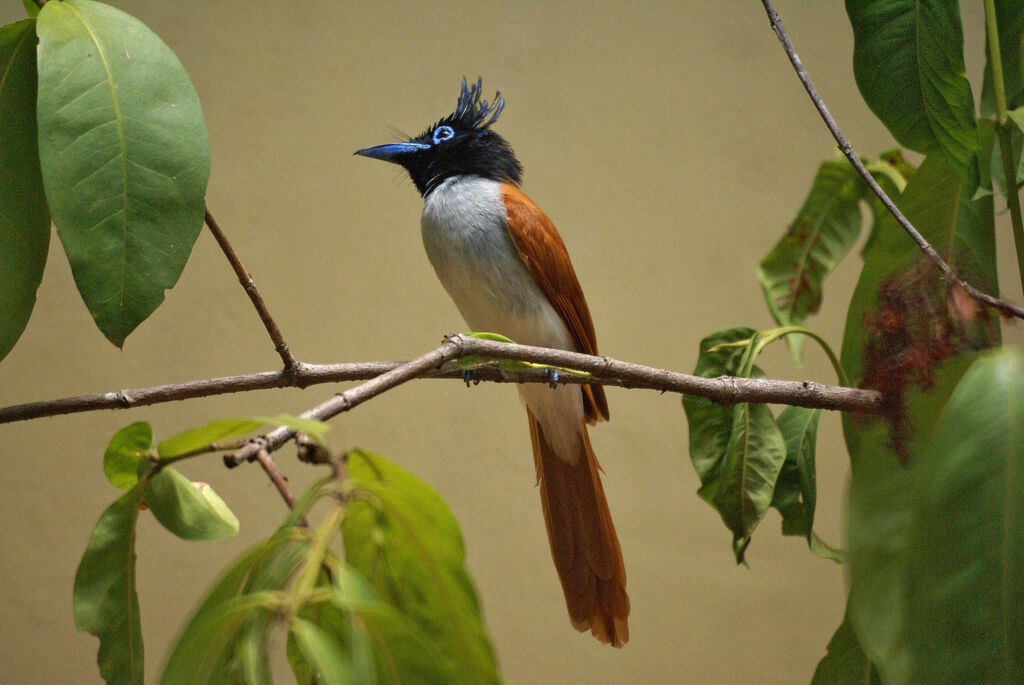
[225,338,466,466]
[254,448,298,509]
[0,336,884,427]
[760,0,1024,320]
[204,208,301,371]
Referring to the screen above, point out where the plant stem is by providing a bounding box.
[985,0,1024,297]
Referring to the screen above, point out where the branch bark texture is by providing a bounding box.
[0,335,883,427]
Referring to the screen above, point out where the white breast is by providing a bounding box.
[420,176,574,350]
[420,175,584,458]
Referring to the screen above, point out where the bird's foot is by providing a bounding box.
[462,369,477,387]
[546,367,560,389]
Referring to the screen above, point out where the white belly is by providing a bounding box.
[421,176,584,458]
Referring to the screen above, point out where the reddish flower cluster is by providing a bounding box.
[859,261,996,464]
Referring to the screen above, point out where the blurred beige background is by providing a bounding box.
[1,1,1018,683]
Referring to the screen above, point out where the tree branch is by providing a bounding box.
[0,335,883,427]
[759,0,1024,321]
[204,208,301,371]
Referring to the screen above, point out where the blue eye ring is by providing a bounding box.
[432,125,455,144]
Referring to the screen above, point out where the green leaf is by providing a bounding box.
[811,611,882,685]
[159,592,280,685]
[0,19,50,362]
[289,617,357,685]
[861,150,915,256]
[905,347,1024,683]
[683,326,757,498]
[847,0,979,180]
[342,449,500,684]
[683,328,787,562]
[103,421,152,489]
[161,529,310,684]
[22,1,40,17]
[841,148,997,683]
[73,482,147,685]
[758,159,862,362]
[772,406,821,541]
[35,0,210,347]
[842,153,996,388]
[157,415,330,459]
[143,466,238,540]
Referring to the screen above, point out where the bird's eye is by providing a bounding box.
[432,126,455,144]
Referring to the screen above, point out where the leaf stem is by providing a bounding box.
[984,0,1024,297]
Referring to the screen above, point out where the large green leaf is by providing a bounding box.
[758,160,862,362]
[811,611,882,685]
[73,482,147,685]
[35,0,210,347]
[841,152,996,683]
[143,466,239,541]
[847,0,979,179]
[0,19,50,362]
[342,449,500,684]
[905,347,1024,683]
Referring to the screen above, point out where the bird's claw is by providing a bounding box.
[546,368,560,389]
[462,369,478,387]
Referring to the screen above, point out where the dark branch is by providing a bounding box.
[220,333,881,466]
[204,208,301,371]
[759,0,1024,320]
[0,335,883,427]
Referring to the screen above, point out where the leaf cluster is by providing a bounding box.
[683,2,1024,682]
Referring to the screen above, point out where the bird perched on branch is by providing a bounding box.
[356,78,629,646]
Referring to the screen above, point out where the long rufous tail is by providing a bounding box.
[527,409,630,647]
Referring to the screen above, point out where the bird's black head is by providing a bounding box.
[355,77,523,196]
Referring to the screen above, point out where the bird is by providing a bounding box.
[355,78,629,647]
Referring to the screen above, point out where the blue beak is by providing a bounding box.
[354,141,430,163]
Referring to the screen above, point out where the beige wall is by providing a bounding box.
[0,2,1015,683]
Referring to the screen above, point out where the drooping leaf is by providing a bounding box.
[22,0,39,17]
[289,617,357,685]
[103,421,152,489]
[342,449,500,684]
[0,19,49,362]
[905,347,1024,684]
[73,482,147,685]
[35,0,210,347]
[683,326,757,499]
[158,592,279,685]
[811,611,883,685]
[143,466,238,541]
[758,159,862,362]
[772,406,821,541]
[683,328,788,562]
[715,401,786,562]
[847,0,979,180]
[157,414,330,459]
[160,529,310,684]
